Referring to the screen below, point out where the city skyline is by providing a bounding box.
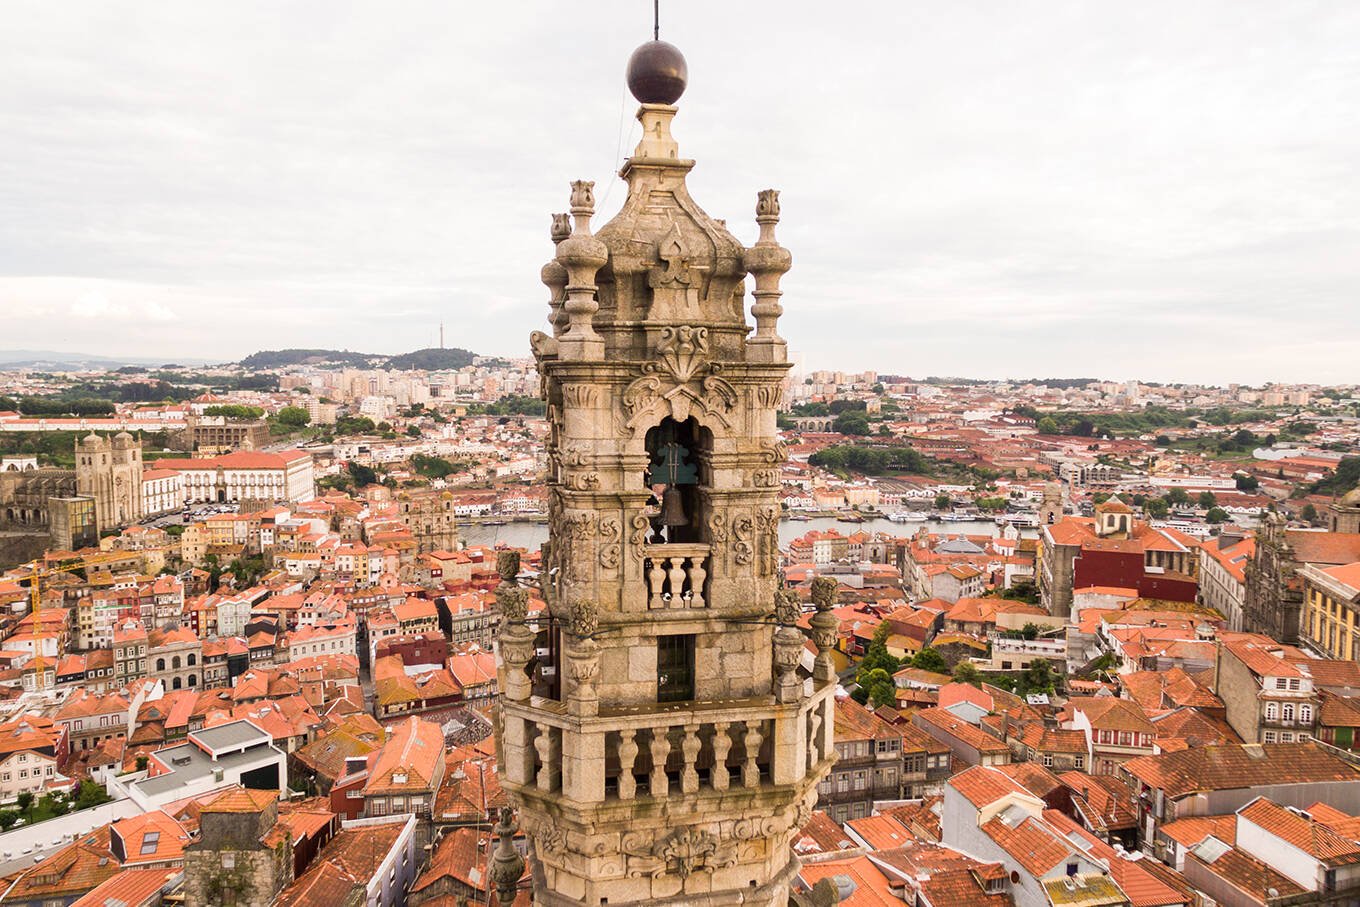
[2,2,1358,384]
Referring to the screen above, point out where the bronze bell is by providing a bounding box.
[660,485,688,527]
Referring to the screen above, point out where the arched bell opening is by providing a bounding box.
[642,416,712,545]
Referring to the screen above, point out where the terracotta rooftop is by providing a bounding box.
[200,786,278,814]
[1123,742,1360,800]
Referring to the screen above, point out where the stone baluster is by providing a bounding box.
[687,555,707,608]
[649,728,671,798]
[742,719,764,789]
[667,557,686,608]
[711,722,732,791]
[772,625,805,704]
[680,723,701,793]
[743,189,792,363]
[556,180,608,360]
[806,708,822,772]
[535,727,560,792]
[809,577,840,685]
[648,557,666,610]
[542,213,571,336]
[616,729,639,800]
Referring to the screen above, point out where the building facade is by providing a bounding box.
[1244,510,1360,644]
[1301,562,1360,661]
[493,39,836,907]
[155,450,315,505]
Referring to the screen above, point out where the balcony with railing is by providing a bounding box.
[641,543,711,610]
[501,687,835,807]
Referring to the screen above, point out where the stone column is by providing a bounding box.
[556,181,607,360]
[744,189,791,364]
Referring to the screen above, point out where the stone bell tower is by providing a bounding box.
[493,36,838,907]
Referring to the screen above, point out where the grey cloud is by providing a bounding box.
[0,1,1357,383]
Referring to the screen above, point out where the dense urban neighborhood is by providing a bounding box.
[0,345,1358,905]
[4,5,1360,906]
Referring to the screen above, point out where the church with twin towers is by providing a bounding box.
[489,30,840,907]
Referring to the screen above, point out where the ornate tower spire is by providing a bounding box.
[500,37,835,907]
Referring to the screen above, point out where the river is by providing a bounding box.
[459,515,1031,551]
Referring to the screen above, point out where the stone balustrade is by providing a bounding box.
[502,687,835,805]
[641,543,710,609]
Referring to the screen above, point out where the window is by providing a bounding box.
[657,635,695,703]
[853,771,867,791]
[1275,678,1287,690]
[1289,678,1301,691]
[1042,754,1054,767]
[1265,702,1278,720]
[1283,704,1295,721]
[1282,732,1295,742]
[1301,705,1313,723]
[140,831,161,855]
[1264,731,1277,743]
[1074,756,1084,770]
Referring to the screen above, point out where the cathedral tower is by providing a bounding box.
[493,38,837,907]
[75,431,143,532]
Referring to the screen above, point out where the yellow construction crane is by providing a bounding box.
[10,560,88,630]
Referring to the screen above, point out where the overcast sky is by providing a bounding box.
[2,2,1357,385]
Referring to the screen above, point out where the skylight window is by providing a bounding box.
[140,831,161,855]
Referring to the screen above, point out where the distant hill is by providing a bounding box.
[239,347,477,371]
[385,348,476,370]
[0,349,213,370]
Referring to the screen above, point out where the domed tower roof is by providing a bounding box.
[1339,486,1360,508]
[80,432,105,449]
[112,431,135,447]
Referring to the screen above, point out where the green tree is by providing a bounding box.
[203,404,265,419]
[347,462,378,487]
[274,406,310,427]
[1233,429,1257,447]
[1165,487,1191,506]
[1235,473,1259,492]
[1019,659,1055,695]
[911,647,948,674]
[73,779,113,810]
[1205,507,1229,523]
[952,660,981,685]
[860,668,898,709]
[833,411,871,435]
[405,425,422,437]
[410,454,460,479]
[335,415,376,435]
[16,792,33,819]
[1301,503,1319,524]
[856,623,900,688]
[1145,498,1169,519]
[0,809,17,830]
[1154,434,1172,447]
[1037,416,1059,435]
[934,493,952,511]
[1197,491,1218,509]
